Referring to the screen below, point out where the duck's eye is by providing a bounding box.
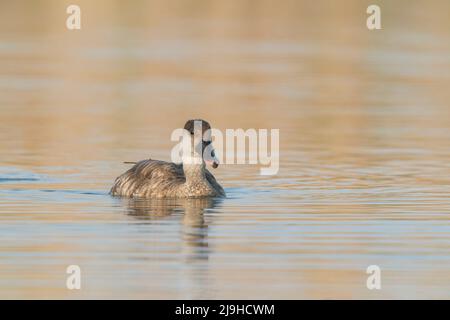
[203,140,212,146]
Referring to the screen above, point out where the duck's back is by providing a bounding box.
[110,159,185,198]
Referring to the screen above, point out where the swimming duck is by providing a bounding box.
[110,119,225,198]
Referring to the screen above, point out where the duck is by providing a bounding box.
[110,119,225,198]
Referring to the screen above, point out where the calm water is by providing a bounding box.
[1,0,450,299]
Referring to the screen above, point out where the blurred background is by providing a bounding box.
[0,0,449,299]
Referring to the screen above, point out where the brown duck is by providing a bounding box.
[110,119,225,198]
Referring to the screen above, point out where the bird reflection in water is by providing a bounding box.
[123,197,223,262]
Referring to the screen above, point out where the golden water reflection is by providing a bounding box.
[0,0,450,299]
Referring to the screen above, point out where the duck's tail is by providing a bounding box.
[123,157,152,165]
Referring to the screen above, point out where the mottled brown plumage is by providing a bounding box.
[110,159,225,198]
[110,119,225,199]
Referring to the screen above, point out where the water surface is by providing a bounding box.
[1,0,450,299]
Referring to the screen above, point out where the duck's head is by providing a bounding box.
[183,119,220,169]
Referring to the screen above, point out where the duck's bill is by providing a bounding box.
[205,159,219,168]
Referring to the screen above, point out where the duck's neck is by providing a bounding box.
[183,163,209,186]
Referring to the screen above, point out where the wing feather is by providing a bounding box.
[110,160,184,197]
